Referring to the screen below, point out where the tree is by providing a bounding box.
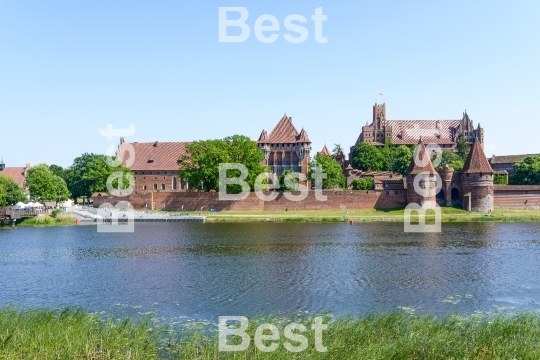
[279,169,299,191]
[386,145,413,175]
[180,135,268,192]
[351,142,385,171]
[66,153,132,200]
[309,152,346,189]
[493,174,508,185]
[433,150,464,171]
[351,177,374,190]
[0,175,26,206]
[26,164,71,201]
[332,144,343,157]
[512,156,540,185]
[49,164,66,179]
[456,133,469,160]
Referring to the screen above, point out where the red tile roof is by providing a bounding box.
[258,130,269,142]
[388,119,460,145]
[0,168,27,188]
[320,145,331,156]
[406,140,437,174]
[462,140,494,174]
[258,115,311,144]
[118,141,189,171]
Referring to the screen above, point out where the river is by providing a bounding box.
[1,222,540,320]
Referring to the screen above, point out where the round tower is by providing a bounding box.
[406,139,438,208]
[437,164,454,206]
[460,139,494,212]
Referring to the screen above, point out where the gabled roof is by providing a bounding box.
[258,115,311,144]
[117,141,189,171]
[462,139,494,174]
[489,154,540,164]
[320,145,331,156]
[0,167,27,189]
[382,119,461,145]
[406,139,437,175]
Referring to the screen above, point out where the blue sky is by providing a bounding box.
[1,0,539,167]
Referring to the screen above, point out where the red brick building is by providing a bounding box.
[116,138,189,194]
[350,103,484,159]
[257,115,311,178]
[0,160,30,193]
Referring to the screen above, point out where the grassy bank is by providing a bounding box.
[2,308,540,359]
[16,212,78,227]
[200,207,540,223]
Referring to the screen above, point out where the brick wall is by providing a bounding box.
[494,187,540,209]
[93,190,408,211]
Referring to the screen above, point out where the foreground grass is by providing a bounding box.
[2,308,540,359]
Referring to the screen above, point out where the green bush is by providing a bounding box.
[494,174,508,184]
[351,177,375,190]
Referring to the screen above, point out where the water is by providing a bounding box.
[1,222,540,320]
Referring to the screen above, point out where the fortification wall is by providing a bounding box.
[93,190,408,211]
[493,186,540,209]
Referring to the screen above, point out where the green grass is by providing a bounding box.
[16,212,78,227]
[2,308,540,359]
[194,207,540,223]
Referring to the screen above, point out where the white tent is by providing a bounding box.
[31,202,44,208]
[61,199,74,208]
[12,202,27,210]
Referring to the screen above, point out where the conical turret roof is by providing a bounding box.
[258,130,269,143]
[320,144,331,156]
[297,128,310,142]
[462,139,494,174]
[406,139,437,175]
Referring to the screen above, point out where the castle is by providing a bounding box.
[97,103,540,213]
[350,103,484,160]
[407,138,494,212]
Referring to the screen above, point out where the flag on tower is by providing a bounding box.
[379,93,384,96]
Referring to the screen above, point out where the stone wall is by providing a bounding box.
[93,190,408,211]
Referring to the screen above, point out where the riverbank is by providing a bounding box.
[15,213,79,228]
[201,207,540,223]
[5,207,539,229]
[1,308,540,359]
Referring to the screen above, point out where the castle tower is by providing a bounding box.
[460,138,494,212]
[406,139,438,208]
[373,103,386,128]
[437,164,454,206]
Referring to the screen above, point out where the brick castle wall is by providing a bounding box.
[93,190,408,211]
[493,187,540,209]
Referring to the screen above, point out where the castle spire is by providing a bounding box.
[406,138,436,175]
[462,138,494,174]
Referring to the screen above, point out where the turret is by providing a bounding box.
[460,138,494,212]
[406,138,438,208]
[0,159,4,172]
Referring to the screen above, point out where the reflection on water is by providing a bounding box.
[1,222,540,320]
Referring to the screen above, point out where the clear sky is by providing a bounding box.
[1,0,539,167]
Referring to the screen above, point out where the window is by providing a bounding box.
[143,185,147,190]
[386,191,390,195]
[161,184,165,190]
[153,184,157,190]
[172,177,177,190]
